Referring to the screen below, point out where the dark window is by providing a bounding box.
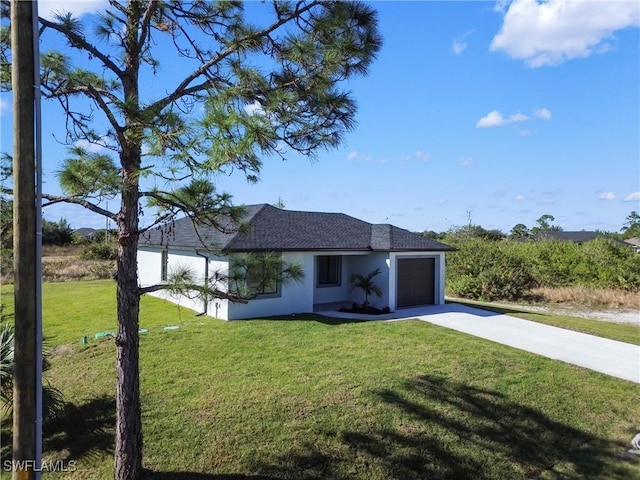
[317,255,341,286]
[232,253,281,297]
[161,250,168,281]
[248,259,280,295]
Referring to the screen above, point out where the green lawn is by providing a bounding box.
[1,281,639,479]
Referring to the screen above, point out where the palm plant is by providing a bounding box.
[0,319,66,421]
[350,268,383,308]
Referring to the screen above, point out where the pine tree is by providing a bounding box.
[2,2,381,479]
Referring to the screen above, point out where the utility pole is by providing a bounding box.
[11,1,38,479]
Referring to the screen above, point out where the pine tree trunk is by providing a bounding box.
[115,5,144,477]
[114,174,142,480]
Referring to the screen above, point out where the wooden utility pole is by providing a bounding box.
[11,1,37,479]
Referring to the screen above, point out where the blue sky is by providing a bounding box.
[1,0,639,234]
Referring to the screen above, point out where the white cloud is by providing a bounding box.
[519,129,537,136]
[624,191,640,202]
[401,151,430,162]
[452,40,467,56]
[0,98,8,113]
[476,110,529,128]
[459,157,474,167]
[534,107,552,120]
[346,151,372,162]
[413,151,430,161]
[515,194,525,201]
[452,29,475,55]
[74,137,108,153]
[244,101,264,116]
[491,0,640,67]
[39,1,107,21]
[599,192,616,200]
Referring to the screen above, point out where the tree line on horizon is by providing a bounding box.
[420,212,640,243]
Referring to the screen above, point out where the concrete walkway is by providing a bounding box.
[319,303,640,383]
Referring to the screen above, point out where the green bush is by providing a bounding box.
[446,237,640,301]
[80,242,117,260]
[0,249,12,276]
[446,239,535,301]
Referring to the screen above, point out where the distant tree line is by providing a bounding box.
[422,212,640,242]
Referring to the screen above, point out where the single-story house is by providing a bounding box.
[72,227,97,241]
[624,237,640,254]
[137,204,454,320]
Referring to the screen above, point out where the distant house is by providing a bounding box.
[526,231,631,248]
[137,204,454,320]
[72,227,97,241]
[624,237,640,254]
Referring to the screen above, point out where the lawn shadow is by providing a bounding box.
[145,473,283,480]
[250,313,374,326]
[257,374,634,479]
[44,394,115,461]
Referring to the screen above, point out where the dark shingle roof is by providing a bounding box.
[139,204,453,252]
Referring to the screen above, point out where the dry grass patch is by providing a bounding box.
[532,286,640,310]
[41,257,114,282]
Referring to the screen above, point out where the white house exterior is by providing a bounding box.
[137,204,453,320]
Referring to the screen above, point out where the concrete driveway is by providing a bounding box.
[320,303,640,383]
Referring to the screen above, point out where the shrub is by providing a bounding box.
[42,218,74,246]
[446,239,535,301]
[0,249,12,276]
[80,242,117,260]
[446,237,640,302]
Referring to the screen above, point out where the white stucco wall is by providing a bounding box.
[228,252,314,319]
[137,247,230,320]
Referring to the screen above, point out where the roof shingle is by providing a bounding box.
[139,204,454,252]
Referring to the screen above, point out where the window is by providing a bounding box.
[160,250,168,281]
[317,255,341,286]
[248,259,280,296]
[230,253,282,297]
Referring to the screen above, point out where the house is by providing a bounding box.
[624,237,640,254]
[137,204,454,320]
[72,227,97,241]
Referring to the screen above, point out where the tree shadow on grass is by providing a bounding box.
[256,313,374,326]
[44,394,115,462]
[257,374,636,479]
[144,473,284,480]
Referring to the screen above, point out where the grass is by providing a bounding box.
[450,297,640,345]
[1,280,639,479]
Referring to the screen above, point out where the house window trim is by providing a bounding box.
[316,255,342,288]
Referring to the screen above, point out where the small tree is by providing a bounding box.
[41,217,74,245]
[622,211,640,238]
[350,268,383,308]
[531,214,562,234]
[509,223,530,239]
